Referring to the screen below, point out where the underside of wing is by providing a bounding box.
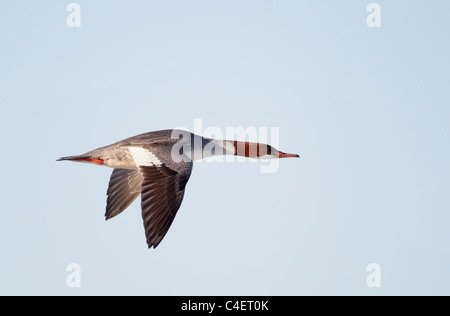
[118,144,194,248]
[139,162,192,249]
[105,168,143,220]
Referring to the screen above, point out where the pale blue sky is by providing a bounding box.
[0,1,449,295]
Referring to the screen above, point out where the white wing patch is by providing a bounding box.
[128,147,162,167]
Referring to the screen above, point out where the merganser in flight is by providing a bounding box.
[58,129,299,248]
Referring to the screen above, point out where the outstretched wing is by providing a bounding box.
[128,145,193,248]
[105,168,143,220]
[140,163,192,248]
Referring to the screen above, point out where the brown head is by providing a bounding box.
[231,141,299,159]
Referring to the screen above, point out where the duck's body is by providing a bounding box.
[58,129,299,248]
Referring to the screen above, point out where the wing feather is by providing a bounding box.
[105,168,142,220]
[139,162,192,248]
